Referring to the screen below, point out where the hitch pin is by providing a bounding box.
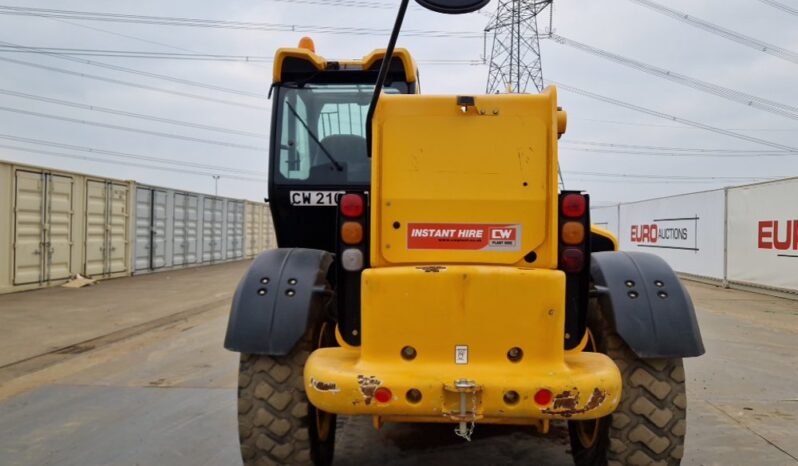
[458,391,467,437]
[453,379,476,441]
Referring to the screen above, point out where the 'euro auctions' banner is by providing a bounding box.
[619,190,726,280]
[727,178,798,293]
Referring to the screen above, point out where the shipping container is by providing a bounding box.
[173,191,200,268]
[244,201,277,258]
[245,201,263,258]
[263,204,276,250]
[132,185,260,274]
[618,189,726,281]
[727,177,798,294]
[85,179,132,278]
[1,160,275,294]
[225,199,245,260]
[201,196,224,263]
[0,161,134,294]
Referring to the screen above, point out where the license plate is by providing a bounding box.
[289,191,345,206]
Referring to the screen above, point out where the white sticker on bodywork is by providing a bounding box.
[455,345,469,365]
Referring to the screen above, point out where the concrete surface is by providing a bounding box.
[0,269,796,465]
[0,261,248,369]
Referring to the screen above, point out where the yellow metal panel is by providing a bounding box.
[305,266,622,421]
[272,47,418,86]
[358,48,418,84]
[272,48,326,83]
[360,266,565,362]
[591,225,619,251]
[370,89,561,268]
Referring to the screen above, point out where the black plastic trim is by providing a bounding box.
[591,251,705,358]
[224,248,333,355]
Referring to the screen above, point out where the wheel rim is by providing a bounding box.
[575,328,600,449]
[314,322,335,442]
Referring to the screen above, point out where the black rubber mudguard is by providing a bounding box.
[224,248,333,355]
[591,251,705,359]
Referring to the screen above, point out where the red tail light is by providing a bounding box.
[534,388,553,406]
[561,248,584,273]
[562,194,586,218]
[374,387,393,403]
[340,194,364,218]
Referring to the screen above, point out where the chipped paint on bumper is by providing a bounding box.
[304,266,622,423]
[305,347,621,422]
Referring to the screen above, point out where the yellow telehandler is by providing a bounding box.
[225,1,704,464]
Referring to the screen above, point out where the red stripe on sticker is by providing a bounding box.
[407,223,520,251]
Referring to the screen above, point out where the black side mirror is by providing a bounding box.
[415,0,491,14]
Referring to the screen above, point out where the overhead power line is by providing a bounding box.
[626,0,798,64]
[0,56,264,110]
[0,105,267,151]
[0,41,267,99]
[0,133,267,175]
[562,146,797,158]
[0,5,482,38]
[0,143,265,183]
[565,177,761,185]
[564,140,796,154]
[549,80,798,152]
[756,0,798,16]
[0,89,266,139]
[549,34,798,121]
[266,0,490,12]
[0,45,484,65]
[568,116,798,132]
[564,170,777,181]
[267,0,397,9]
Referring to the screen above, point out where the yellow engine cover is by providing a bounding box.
[370,88,562,268]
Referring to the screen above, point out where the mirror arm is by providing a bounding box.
[366,0,410,158]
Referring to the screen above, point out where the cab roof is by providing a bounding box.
[272,46,418,85]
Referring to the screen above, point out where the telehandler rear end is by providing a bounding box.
[225,1,704,464]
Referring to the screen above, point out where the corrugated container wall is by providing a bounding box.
[618,190,726,281]
[132,186,273,275]
[245,201,277,258]
[0,161,134,294]
[2,160,274,294]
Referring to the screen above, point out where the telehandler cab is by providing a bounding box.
[225,1,704,464]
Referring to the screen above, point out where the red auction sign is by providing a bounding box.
[406,223,520,251]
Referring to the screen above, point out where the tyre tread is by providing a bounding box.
[593,301,687,466]
[237,338,314,466]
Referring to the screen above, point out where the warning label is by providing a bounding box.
[406,223,521,251]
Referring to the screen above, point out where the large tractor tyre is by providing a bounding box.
[237,324,337,466]
[568,300,687,466]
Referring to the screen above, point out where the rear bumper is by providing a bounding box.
[304,265,622,424]
[305,347,621,422]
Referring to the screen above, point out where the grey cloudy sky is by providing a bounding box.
[0,0,796,204]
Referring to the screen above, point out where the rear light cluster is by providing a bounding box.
[339,193,367,272]
[559,192,589,273]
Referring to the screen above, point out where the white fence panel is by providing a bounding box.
[618,190,726,280]
[727,178,798,293]
[591,205,619,237]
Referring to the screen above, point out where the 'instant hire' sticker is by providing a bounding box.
[406,223,521,251]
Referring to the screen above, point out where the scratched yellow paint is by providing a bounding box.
[289,66,622,423]
[304,266,622,422]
